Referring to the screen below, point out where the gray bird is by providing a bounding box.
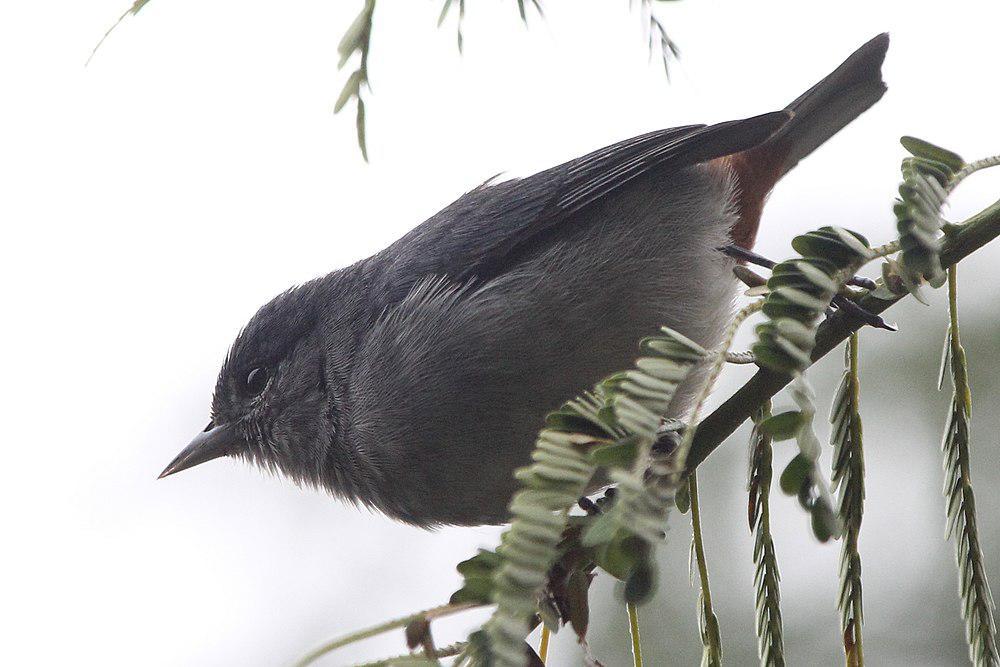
[160,35,888,527]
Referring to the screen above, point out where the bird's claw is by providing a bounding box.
[718,244,876,290]
[831,294,898,331]
[719,244,894,331]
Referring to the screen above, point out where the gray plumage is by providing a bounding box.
[161,35,889,527]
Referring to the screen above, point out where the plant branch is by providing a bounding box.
[296,602,480,666]
[943,264,999,664]
[351,641,467,667]
[627,602,643,667]
[682,197,1000,475]
[689,471,723,666]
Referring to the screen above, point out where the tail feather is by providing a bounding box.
[771,32,889,177]
[727,33,889,248]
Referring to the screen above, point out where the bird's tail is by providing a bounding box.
[727,33,889,248]
[766,32,889,179]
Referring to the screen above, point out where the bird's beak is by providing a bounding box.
[158,422,244,479]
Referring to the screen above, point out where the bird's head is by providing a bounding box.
[159,280,335,487]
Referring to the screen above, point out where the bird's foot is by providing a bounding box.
[719,244,895,331]
[719,244,877,290]
[578,487,616,515]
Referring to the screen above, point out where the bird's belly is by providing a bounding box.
[356,166,740,526]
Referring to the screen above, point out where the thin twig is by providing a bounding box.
[689,471,723,666]
[351,641,467,667]
[950,154,1000,192]
[673,299,763,469]
[296,602,479,666]
[627,602,643,667]
[539,625,550,663]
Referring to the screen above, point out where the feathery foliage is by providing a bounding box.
[638,0,681,76]
[941,266,999,666]
[786,376,841,541]
[749,402,784,667]
[891,137,964,296]
[752,227,873,375]
[480,428,598,666]
[830,334,866,666]
[334,0,376,161]
[94,0,679,159]
[878,138,1000,301]
[468,327,706,665]
[437,0,468,52]
[86,0,153,66]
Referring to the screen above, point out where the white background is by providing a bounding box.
[2,1,999,664]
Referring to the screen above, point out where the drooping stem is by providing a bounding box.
[689,471,723,666]
[749,401,784,666]
[627,602,643,667]
[942,265,999,665]
[674,299,763,470]
[833,333,866,666]
[947,267,968,398]
[847,334,865,667]
[689,472,714,619]
[539,625,550,664]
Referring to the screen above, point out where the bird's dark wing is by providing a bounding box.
[370,111,790,306]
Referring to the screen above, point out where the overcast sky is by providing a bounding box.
[2,1,999,665]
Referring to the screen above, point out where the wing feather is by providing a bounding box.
[370,111,790,306]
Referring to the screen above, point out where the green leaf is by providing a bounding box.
[581,512,618,547]
[790,233,859,267]
[674,482,691,513]
[624,560,655,603]
[810,505,839,543]
[779,454,811,495]
[356,98,368,162]
[337,0,374,63]
[594,535,641,580]
[900,136,965,171]
[437,0,455,27]
[587,436,638,468]
[333,70,362,113]
[760,411,805,440]
[450,550,501,604]
[938,326,952,391]
[752,342,802,375]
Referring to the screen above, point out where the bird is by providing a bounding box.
[159,34,889,527]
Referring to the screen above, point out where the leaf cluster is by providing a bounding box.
[451,328,706,665]
[748,403,785,666]
[830,335,866,665]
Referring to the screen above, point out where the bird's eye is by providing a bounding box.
[244,367,269,397]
